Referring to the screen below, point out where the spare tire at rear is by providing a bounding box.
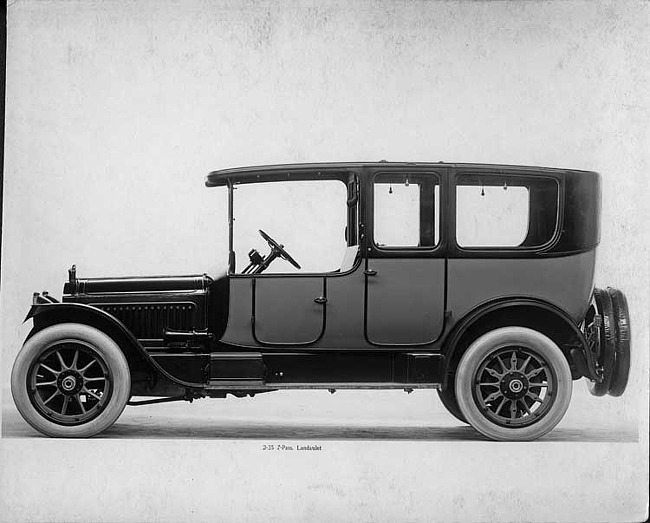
[606,287,631,397]
[587,288,616,397]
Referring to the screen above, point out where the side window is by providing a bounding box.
[456,174,558,248]
[373,173,440,248]
[234,180,349,273]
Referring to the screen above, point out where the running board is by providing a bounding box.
[206,381,441,391]
[207,351,445,387]
[265,383,441,390]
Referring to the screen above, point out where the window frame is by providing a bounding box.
[228,172,362,277]
[367,169,446,258]
[452,170,563,255]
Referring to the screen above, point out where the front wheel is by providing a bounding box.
[455,327,572,441]
[11,323,131,438]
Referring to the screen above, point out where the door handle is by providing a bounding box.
[314,296,327,304]
[364,269,377,276]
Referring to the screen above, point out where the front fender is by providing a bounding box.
[26,300,205,389]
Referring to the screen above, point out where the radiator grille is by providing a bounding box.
[96,303,196,339]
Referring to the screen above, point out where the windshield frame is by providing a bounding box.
[225,170,360,276]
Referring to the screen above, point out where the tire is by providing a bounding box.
[587,288,616,397]
[455,327,572,441]
[437,386,468,424]
[607,287,631,397]
[11,323,131,438]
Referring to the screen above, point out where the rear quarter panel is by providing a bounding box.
[447,250,596,324]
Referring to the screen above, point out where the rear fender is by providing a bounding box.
[442,297,593,386]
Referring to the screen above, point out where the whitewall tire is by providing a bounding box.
[455,327,572,441]
[11,323,131,438]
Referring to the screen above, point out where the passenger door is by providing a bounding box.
[364,171,445,345]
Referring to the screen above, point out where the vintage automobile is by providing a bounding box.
[11,162,630,441]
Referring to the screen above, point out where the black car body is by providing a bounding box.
[11,162,630,440]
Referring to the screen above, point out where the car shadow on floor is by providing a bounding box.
[104,420,491,441]
[2,407,638,442]
[104,421,638,442]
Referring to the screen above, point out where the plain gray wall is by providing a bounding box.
[1,1,648,521]
[4,0,647,412]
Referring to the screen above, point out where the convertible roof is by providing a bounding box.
[205,162,596,187]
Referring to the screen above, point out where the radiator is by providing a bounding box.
[95,302,197,339]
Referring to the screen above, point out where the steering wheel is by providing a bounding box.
[259,229,302,270]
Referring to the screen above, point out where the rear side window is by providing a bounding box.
[373,173,440,249]
[456,174,558,248]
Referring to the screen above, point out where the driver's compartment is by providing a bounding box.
[216,168,363,348]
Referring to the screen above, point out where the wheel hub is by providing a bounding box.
[500,371,529,399]
[57,370,83,395]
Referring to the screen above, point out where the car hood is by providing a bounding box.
[63,274,212,296]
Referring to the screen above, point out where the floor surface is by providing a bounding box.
[1,385,638,442]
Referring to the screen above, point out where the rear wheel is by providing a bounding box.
[11,323,131,438]
[456,327,572,441]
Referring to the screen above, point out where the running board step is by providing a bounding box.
[207,380,268,389]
